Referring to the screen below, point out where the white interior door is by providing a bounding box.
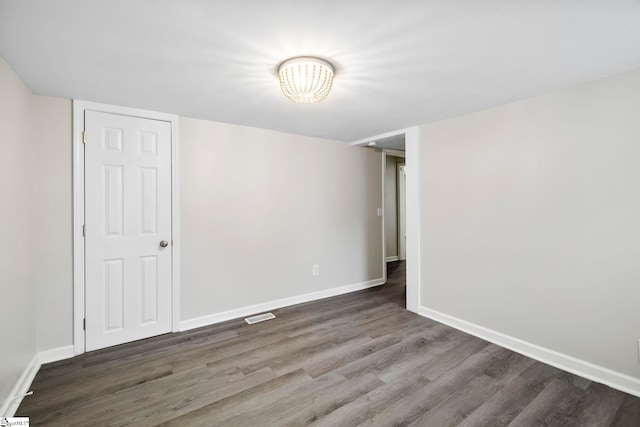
[398,164,407,261]
[84,110,172,351]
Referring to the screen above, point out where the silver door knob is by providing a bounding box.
[159,240,169,248]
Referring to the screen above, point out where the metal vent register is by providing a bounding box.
[244,312,276,325]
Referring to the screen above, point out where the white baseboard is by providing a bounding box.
[38,345,75,365]
[181,278,386,331]
[0,354,39,417]
[418,306,640,398]
[1,345,76,417]
[385,256,399,262]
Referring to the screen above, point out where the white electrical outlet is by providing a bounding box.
[312,264,320,276]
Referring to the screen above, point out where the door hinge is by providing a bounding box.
[83,318,86,330]
[82,131,86,144]
[82,224,85,237]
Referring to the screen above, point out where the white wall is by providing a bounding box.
[0,58,36,406]
[180,117,383,320]
[34,96,73,351]
[384,155,399,258]
[3,101,383,356]
[419,68,640,380]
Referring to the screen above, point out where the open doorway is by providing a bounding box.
[384,152,406,263]
[383,149,406,307]
[351,127,419,313]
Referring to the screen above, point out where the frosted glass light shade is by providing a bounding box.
[278,57,334,104]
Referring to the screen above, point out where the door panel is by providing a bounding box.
[85,110,172,351]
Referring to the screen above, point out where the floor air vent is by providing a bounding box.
[244,312,276,325]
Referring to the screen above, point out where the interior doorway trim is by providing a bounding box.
[383,150,405,268]
[351,127,420,313]
[72,100,180,355]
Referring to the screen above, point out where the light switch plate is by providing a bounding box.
[377,208,383,217]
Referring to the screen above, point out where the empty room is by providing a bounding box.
[2,1,640,425]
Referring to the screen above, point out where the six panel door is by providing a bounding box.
[84,110,172,351]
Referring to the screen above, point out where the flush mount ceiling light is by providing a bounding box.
[278,57,334,104]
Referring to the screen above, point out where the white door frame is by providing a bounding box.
[351,127,420,313]
[72,100,180,355]
[383,150,405,266]
[397,163,407,261]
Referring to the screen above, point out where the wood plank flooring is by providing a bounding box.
[18,261,640,426]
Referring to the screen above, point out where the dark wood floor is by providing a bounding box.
[18,261,640,426]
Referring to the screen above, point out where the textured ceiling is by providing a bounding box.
[1,0,640,141]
